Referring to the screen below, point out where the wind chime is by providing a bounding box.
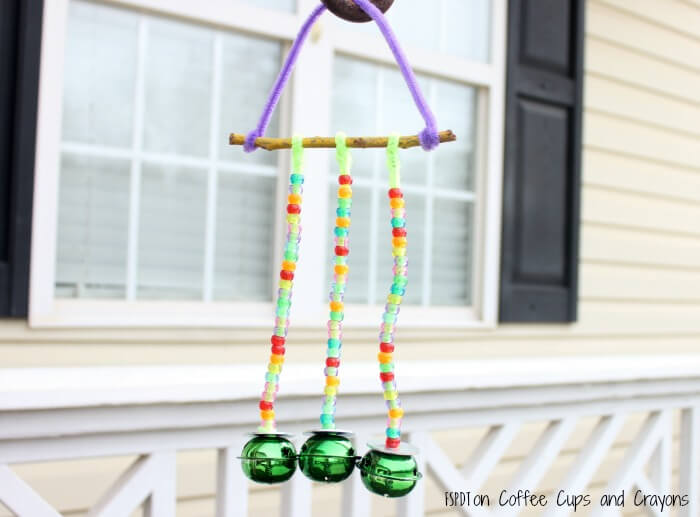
[232,0,456,498]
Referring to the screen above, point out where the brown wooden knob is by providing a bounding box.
[321,0,395,23]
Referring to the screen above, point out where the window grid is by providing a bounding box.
[329,67,476,307]
[31,0,507,327]
[58,10,279,302]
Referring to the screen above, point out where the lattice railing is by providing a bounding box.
[0,357,698,516]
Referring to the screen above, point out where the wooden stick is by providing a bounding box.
[229,130,457,150]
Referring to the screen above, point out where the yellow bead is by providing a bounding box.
[392,247,407,257]
[335,264,349,275]
[338,185,352,198]
[281,261,296,272]
[390,198,405,209]
[268,363,281,374]
[392,237,407,248]
[324,386,337,396]
[388,294,402,304]
[389,408,404,418]
[336,217,351,228]
[378,352,393,364]
[279,279,292,289]
[288,193,302,204]
[260,409,275,420]
[330,301,344,312]
[326,376,340,387]
[270,354,284,365]
[384,390,398,400]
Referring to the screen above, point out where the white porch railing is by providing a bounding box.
[1,356,699,516]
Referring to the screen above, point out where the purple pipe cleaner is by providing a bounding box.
[244,1,441,152]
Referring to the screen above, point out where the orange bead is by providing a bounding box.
[338,185,352,198]
[392,237,407,248]
[334,264,349,275]
[260,409,275,420]
[270,354,285,365]
[288,193,302,204]
[330,301,344,312]
[281,261,296,272]
[390,198,405,209]
[389,408,404,418]
[336,217,351,228]
[378,352,393,364]
[326,376,340,387]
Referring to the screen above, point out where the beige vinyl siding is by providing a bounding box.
[2,0,700,516]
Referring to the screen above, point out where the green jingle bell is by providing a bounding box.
[240,434,297,484]
[298,431,357,483]
[359,449,422,497]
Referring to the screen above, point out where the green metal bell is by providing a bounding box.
[240,434,297,484]
[298,431,357,483]
[359,449,422,497]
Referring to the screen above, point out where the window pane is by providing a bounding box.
[434,79,477,191]
[219,33,282,166]
[137,164,207,299]
[143,19,213,157]
[55,155,129,298]
[62,1,137,146]
[57,1,284,304]
[331,57,477,307]
[445,0,491,62]
[332,57,377,178]
[214,174,276,301]
[333,0,491,63]
[431,199,474,305]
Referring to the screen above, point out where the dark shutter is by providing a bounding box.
[499,0,585,323]
[0,0,43,317]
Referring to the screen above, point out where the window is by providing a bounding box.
[31,0,506,327]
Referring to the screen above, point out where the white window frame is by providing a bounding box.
[30,0,506,328]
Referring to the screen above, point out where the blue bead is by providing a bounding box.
[386,428,401,438]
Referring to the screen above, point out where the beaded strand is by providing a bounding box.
[379,134,407,450]
[258,135,305,433]
[320,133,353,430]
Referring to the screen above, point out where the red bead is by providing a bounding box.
[326,357,340,367]
[380,342,395,353]
[380,372,394,382]
[271,345,285,355]
[385,438,401,449]
[280,270,294,281]
[392,228,407,237]
[335,246,349,256]
[259,401,273,410]
[339,174,353,185]
[287,204,301,214]
[271,336,285,346]
[388,188,403,199]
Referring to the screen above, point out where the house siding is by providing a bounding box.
[2,0,699,515]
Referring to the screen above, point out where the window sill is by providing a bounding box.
[29,299,496,329]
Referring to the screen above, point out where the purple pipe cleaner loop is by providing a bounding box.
[351,0,440,151]
[245,1,441,152]
[244,3,327,152]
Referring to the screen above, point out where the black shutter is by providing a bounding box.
[0,0,43,317]
[499,0,585,323]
